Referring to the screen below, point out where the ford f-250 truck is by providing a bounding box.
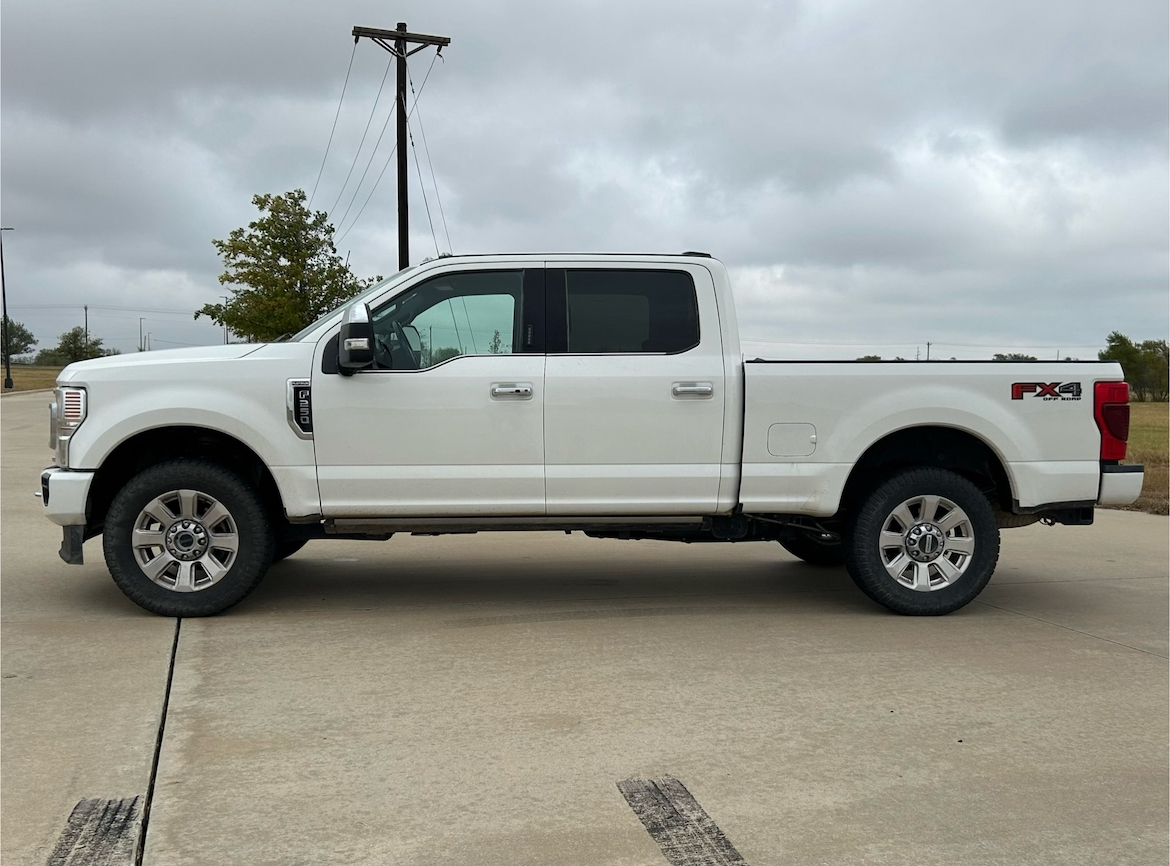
[41,253,1144,617]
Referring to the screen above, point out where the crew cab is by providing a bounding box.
[40,253,1144,617]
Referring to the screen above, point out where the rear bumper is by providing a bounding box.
[1098,464,1144,507]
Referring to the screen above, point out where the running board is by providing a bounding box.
[326,516,707,536]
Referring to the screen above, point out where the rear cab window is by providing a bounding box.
[545,269,700,354]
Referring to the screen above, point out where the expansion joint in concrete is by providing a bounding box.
[135,617,181,866]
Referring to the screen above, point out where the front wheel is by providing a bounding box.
[845,468,1000,615]
[103,459,275,617]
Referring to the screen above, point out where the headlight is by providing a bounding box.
[51,387,87,467]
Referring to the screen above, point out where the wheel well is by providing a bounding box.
[840,426,1013,516]
[86,426,285,538]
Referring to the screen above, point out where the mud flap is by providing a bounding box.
[59,525,85,565]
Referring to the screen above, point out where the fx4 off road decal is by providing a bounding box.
[1011,382,1082,401]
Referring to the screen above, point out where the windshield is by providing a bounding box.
[287,265,419,342]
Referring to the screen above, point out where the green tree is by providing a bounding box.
[856,354,882,361]
[488,330,504,354]
[1139,339,1169,402]
[993,352,1038,361]
[431,346,462,365]
[2,315,37,359]
[43,326,106,364]
[1098,332,1169,401]
[196,189,381,342]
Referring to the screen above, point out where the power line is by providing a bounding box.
[409,65,452,254]
[408,119,440,258]
[10,304,198,315]
[328,51,395,217]
[308,41,358,209]
[336,46,441,244]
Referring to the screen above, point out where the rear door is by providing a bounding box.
[542,263,726,515]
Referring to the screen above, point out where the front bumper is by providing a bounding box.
[41,468,94,566]
[1098,464,1144,507]
[40,467,94,526]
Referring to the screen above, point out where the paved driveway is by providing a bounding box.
[3,390,1167,865]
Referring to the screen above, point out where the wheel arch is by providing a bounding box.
[839,425,1015,517]
[86,425,285,538]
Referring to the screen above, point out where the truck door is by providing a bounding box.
[542,264,726,515]
[311,267,546,516]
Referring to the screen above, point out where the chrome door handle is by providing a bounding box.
[672,382,714,398]
[491,383,533,399]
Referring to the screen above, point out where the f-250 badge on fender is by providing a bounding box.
[1011,382,1082,401]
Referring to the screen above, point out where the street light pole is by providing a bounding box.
[220,296,229,344]
[1,227,14,390]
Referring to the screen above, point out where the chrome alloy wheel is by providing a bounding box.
[132,489,239,592]
[879,494,975,592]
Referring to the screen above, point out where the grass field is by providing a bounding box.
[3,366,64,393]
[1121,402,1169,515]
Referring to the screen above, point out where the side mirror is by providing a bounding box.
[338,303,374,374]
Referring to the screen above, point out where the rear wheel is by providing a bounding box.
[778,532,845,566]
[845,468,999,615]
[103,459,275,617]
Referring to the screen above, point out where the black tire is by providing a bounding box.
[778,532,846,566]
[845,468,1000,615]
[103,459,275,617]
[272,538,308,563]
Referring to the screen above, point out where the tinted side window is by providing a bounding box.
[559,269,699,354]
[370,270,524,370]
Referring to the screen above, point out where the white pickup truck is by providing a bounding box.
[41,253,1143,617]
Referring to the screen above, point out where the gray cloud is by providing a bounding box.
[2,0,1165,356]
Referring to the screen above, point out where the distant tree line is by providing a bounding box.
[1098,332,1168,402]
[851,334,1169,402]
[2,317,120,366]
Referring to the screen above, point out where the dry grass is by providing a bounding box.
[1117,402,1168,515]
[3,366,64,393]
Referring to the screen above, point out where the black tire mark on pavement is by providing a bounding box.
[618,776,748,866]
[45,797,140,866]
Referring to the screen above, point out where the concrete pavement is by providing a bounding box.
[2,390,1167,865]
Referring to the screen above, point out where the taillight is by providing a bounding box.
[1094,381,1129,461]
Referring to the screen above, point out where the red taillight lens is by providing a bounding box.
[1094,381,1129,460]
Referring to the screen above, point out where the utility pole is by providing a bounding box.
[0,227,13,390]
[220,295,230,344]
[926,341,931,361]
[139,318,145,352]
[83,305,89,355]
[352,23,450,271]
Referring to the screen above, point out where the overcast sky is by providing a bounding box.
[3,0,1167,359]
